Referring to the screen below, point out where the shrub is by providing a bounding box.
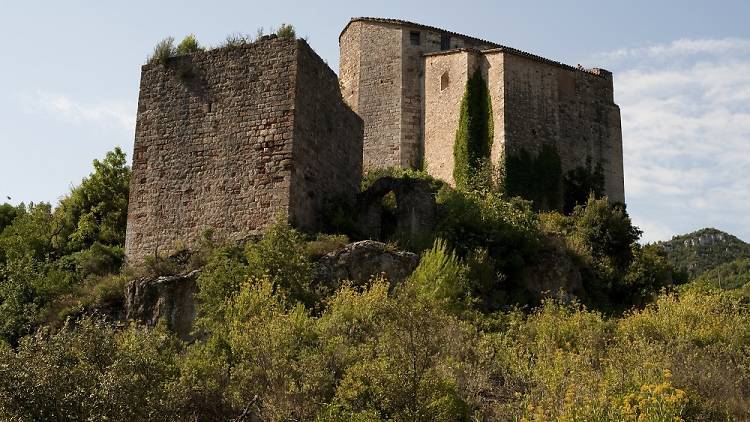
[275,23,296,39]
[244,222,314,307]
[570,195,641,272]
[503,144,563,211]
[435,188,540,309]
[410,239,469,311]
[175,34,204,55]
[221,32,252,48]
[304,234,349,259]
[147,37,176,65]
[360,166,443,191]
[0,319,179,421]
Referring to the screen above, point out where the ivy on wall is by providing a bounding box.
[563,157,605,213]
[453,69,493,189]
[503,144,563,211]
[503,145,606,214]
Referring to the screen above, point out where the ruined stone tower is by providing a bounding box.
[339,18,624,206]
[125,36,363,263]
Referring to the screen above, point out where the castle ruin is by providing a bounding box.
[125,18,625,262]
[125,36,362,263]
[340,18,624,204]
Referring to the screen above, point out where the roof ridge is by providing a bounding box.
[340,17,608,77]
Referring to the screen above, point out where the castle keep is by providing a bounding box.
[339,18,624,203]
[125,37,362,263]
[125,18,625,262]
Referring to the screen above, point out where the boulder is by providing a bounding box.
[316,240,419,287]
[124,270,199,340]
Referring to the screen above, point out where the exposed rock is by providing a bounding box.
[316,240,419,287]
[520,239,584,302]
[124,270,199,340]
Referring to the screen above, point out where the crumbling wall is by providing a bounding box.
[126,37,363,263]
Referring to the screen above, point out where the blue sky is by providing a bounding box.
[1,0,749,243]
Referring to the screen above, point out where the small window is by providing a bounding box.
[440,72,449,91]
[440,34,451,50]
[409,31,421,46]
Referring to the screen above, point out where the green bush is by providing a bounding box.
[410,239,469,311]
[175,34,204,55]
[221,32,253,48]
[0,319,180,421]
[275,23,296,39]
[360,166,443,191]
[147,37,176,65]
[503,144,563,211]
[563,157,606,213]
[435,187,540,310]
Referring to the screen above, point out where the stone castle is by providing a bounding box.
[125,17,625,263]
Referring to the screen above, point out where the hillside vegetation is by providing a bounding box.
[658,228,750,281]
[0,149,748,421]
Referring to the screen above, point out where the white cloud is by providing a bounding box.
[592,38,750,242]
[599,37,750,61]
[22,91,136,130]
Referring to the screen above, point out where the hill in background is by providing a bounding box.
[658,228,750,280]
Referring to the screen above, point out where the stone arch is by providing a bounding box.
[356,177,437,246]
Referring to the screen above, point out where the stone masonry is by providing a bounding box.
[125,19,627,263]
[125,36,362,263]
[339,18,496,170]
[340,18,625,204]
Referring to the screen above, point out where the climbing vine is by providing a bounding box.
[453,69,493,189]
[503,144,563,211]
[503,146,606,214]
[563,157,605,213]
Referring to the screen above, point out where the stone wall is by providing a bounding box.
[125,37,362,263]
[423,47,624,205]
[500,52,624,203]
[339,21,403,170]
[340,18,496,171]
[291,41,364,230]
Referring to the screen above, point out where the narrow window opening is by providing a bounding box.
[409,31,421,46]
[440,34,451,50]
[440,72,450,91]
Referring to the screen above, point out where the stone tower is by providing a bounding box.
[125,36,363,263]
[339,18,497,170]
[339,18,624,206]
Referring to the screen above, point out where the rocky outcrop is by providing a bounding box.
[316,240,419,287]
[124,270,199,340]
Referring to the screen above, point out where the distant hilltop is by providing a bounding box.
[658,228,750,279]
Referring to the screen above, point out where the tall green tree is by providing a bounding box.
[52,147,131,253]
